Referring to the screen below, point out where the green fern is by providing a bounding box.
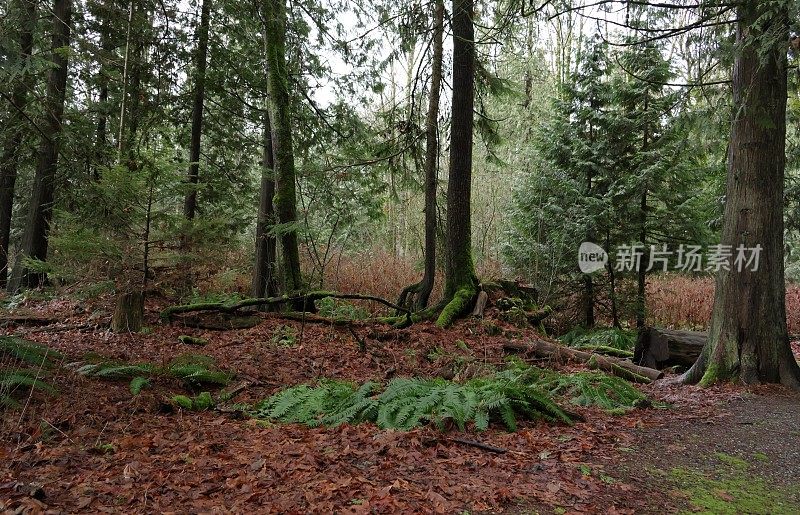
[254,370,573,432]
[543,371,645,413]
[0,336,63,367]
[76,353,232,392]
[129,376,150,395]
[81,363,154,379]
[0,369,57,408]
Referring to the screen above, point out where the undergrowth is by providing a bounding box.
[74,353,233,395]
[252,363,646,432]
[0,336,62,409]
[560,327,636,352]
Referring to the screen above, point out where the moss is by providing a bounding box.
[714,452,748,471]
[698,363,721,387]
[667,453,800,514]
[172,395,193,410]
[194,391,214,410]
[753,452,769,462]
[436,285,477,328]
[178,335,207,346]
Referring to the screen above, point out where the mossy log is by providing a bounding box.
[111,291,145,333]
[161,291,412,326]
[504,339,662,383]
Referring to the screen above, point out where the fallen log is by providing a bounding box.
[504,339,663,383]
[161,291,412,327]
[634,327,706,369]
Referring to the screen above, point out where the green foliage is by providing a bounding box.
[316,297,369,320]
[172,395,194,410]
[253,367,573,432]
[560,327,637,352]
[269,325,298,348]
[0,370,57,408]
[542,371,646,413]
[0,337,61,409]
[129,376,151,395]
[0,336,63,367]
[77,353,232,394]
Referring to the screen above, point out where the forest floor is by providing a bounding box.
[1,293,800,513]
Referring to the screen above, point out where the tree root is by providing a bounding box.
[436,284,479,328]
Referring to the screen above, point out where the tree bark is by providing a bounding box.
[0,0,36,290]
[682,0,800,388]
[111,291,144,333]
[264,0,302,292]
[8,0,72,292]
[253,110,279,299]
[183,0,211,220]
[397,0,444,312]
[436,0,479,328]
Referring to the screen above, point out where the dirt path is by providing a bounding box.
[609,386,800,514]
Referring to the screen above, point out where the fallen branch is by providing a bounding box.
[450,438,507,454]
[504,339,663,383]
[161,291,412,327]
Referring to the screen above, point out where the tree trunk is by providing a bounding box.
[0,0,36,290]
[682,0,800,388]
[636,95,650,329]
[397,0,444,312]
[111,291,145,333]
[417,0,444,310]
[436,0,479,328]
[8,0,72,292]
[253,110,279,299]
[183,0,211,220]
[582,275,594,328]
[264,0,302,292]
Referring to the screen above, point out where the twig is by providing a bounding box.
[450,437,508,454]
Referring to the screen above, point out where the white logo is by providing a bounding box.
[578,242,608,274]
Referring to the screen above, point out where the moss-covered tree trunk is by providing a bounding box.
[264,0,302,293]
[8,0,72,292]
[682,0,800,388]
[0,0,36,290]
[436,0,478,328]
[183,0,211,220]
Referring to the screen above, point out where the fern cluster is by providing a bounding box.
[252,368,573,432]
[540,370,645,413]
[560,327,636,351]
[0,336,61,408]
[76,353,232,395]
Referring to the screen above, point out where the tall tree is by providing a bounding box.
[397,0,444,311]
[184,0,212,219]
[8,0,73,292]
[436,0,479,327]
[682,0,800,387]
[0,0,36,289]
[264,0,302,292]
[253,108,278,298]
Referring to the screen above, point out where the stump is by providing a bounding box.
[111,291,145,333]
[634,327,707,369]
